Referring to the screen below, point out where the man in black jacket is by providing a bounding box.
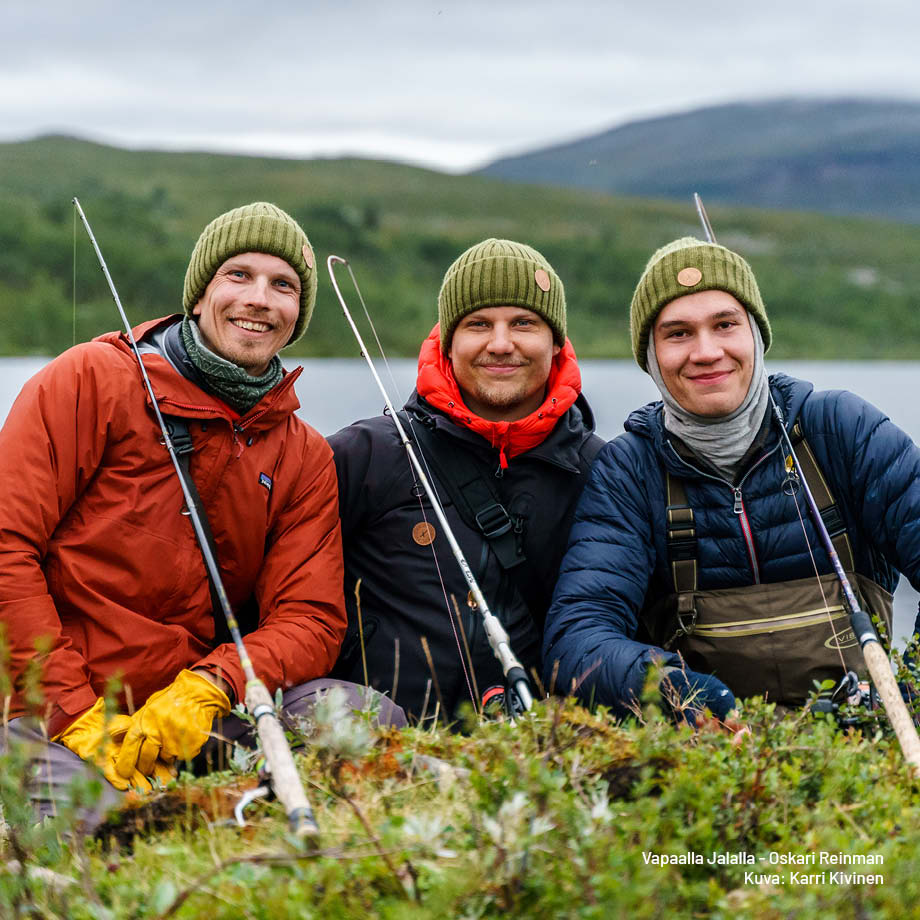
[329,239,602,723]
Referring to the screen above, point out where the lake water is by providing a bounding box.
[3,357,919,644]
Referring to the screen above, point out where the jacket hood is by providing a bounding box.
[95,315,302,430]
[624,372,815,463]
[415,323,582,469]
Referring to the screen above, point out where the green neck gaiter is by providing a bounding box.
[180,317,283,415]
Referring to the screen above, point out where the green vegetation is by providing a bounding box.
[4,675,920,918]
[3,135,920,360]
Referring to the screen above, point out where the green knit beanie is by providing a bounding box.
[183,202,317,345]
[437,238,566,351]
[629,236,771,372]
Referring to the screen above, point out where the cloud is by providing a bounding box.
[3,0,919,170]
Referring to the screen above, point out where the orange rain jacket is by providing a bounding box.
[0,316,346,734]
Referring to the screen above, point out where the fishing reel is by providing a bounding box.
[480,683,528,721]
[811,670,877,729]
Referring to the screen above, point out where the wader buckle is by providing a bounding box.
[664,595,698,649]
[676,595,698,634]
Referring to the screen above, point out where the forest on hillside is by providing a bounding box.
[3,137,920,359]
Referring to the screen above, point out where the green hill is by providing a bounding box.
[478,98,920,222]
[2,134,920,359]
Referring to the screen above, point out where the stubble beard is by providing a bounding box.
[471,377,531,411]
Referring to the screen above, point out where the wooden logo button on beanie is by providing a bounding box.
[677,267,702,286]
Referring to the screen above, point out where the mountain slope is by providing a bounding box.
[477,98,920,221]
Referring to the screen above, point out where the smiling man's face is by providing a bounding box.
[448,306,560,421]
[652,290,755,417]
[192,252,301,375]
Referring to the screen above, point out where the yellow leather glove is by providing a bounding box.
[53,698,176,792]
[115,669,231,780]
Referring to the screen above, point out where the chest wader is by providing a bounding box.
[651,423,893,706]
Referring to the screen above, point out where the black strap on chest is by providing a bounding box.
[161,414,233,647]
[401,411,525,570]
[664,421,856,599]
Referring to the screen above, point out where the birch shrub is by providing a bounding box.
[3,684,920,918]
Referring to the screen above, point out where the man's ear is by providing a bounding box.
[191,301,202,317]
[552,343,561,357]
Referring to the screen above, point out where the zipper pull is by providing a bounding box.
[733,487,743,514]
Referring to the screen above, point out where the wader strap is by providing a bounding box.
[789,422,855,571]
[162,415,232,648]
[665,474,697,593]
[662,420,854,645]
[665,473,698,640]
[400,411,525,571]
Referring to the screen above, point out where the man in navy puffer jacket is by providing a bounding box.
[543,237,920,723]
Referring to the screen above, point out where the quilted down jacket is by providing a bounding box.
[543,374,920,714]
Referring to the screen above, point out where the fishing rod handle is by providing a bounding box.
[505,667,534,711]
[245,679,320,838]
[860,641,920,776]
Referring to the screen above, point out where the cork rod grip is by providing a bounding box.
[245,680,320,839]
[861,641,920,777]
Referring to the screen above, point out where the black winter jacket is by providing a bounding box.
[329,390,603,722]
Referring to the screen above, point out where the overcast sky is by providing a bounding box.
[4,0,919,172]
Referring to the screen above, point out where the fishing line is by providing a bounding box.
[694,192,920,772]
[328,255,533,717]
[784,457,848,673]
[340,262,449,510]
[72,207,77,346]
[335,261,478,713]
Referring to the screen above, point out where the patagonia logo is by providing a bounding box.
[259,473,273,492]
[825,629,858,650]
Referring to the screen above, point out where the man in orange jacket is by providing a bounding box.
[329,239,603,722]
[0,202,403,830]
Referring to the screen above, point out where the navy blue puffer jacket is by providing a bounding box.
[542,374,920,714]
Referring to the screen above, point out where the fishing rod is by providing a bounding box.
[327,255,534,716]
[72,198,321,836]
[693,193,920,772]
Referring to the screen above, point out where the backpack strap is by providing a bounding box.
[789,421,856,571]
[578,434,604,467]
[401,411,525,571]
[161,414,233,647]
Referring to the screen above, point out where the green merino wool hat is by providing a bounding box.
[182,202,317,345]
[437,238,566,351]
[629,236,771,372]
